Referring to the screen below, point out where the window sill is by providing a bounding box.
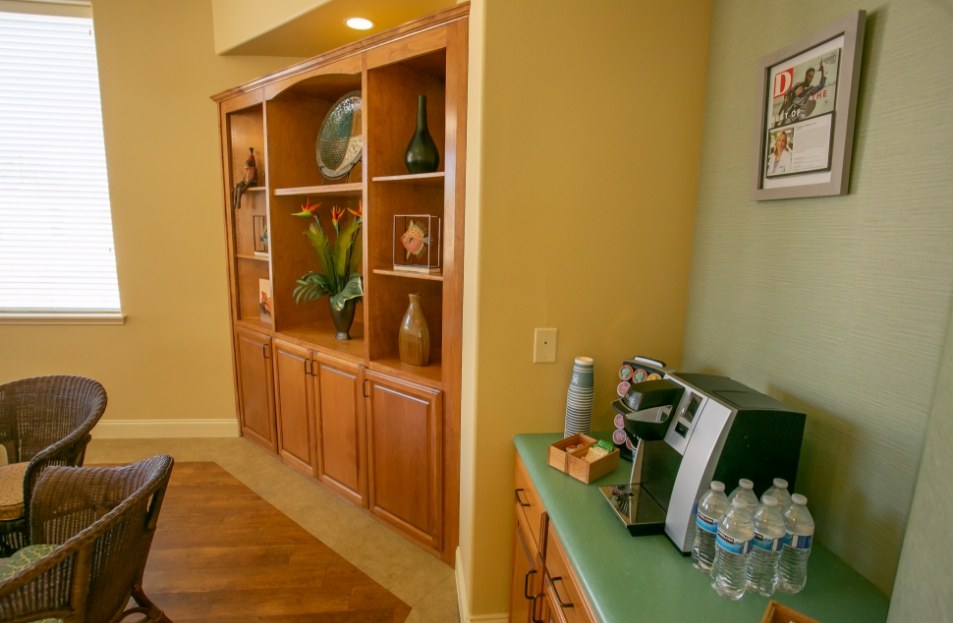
[0,312,126,325]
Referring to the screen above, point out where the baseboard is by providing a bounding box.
[455,547,508,623]
[91,418,240,439]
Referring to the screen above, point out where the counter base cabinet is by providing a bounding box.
[366,371,443,552]
[272,340,316,476]
[510,456,595,623]
[234,327,276,452]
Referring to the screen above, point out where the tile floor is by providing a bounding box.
[86,437,460,623]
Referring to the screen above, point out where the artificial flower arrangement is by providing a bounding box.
[291,198,363,313]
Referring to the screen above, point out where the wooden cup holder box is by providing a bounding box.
[760,601,820,623]
[548,433,620,484]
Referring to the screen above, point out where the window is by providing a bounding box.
[0,5,122,322]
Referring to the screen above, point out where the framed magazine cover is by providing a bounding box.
[753,11,866,200]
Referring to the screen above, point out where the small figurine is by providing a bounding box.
[232,147,258,209]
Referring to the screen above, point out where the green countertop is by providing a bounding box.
[515,433,889,623]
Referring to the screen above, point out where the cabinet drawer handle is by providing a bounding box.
[515,488,531,507]
[549,576,574,609]
[523,568,537,600]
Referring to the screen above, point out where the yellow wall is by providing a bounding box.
[460,0,712,614]
[0,0,298,426]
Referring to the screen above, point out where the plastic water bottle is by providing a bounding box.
[762,477,793,510]
[711,496,754,600]
[746,495,786,596]
[778,493,815,594]
[728,478,759,510]
[691,481,730,572]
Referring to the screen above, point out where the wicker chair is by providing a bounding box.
[0,455,174,623]
[0,376,108,554]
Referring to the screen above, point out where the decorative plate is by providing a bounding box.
[316,91,362,180]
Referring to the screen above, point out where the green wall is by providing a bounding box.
[685,0,953,595]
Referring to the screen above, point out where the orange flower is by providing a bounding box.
[330,206,345,234]
[291,198,320,217]
[347,200,363,223]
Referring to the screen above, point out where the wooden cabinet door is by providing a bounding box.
[313,353,365,505]
[510,507,542,623]
[365,371,442,550]
[272,339,315,475]
[543,526,597,623]
[234,327,276,452]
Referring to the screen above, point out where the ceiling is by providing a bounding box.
[217,0,457,58]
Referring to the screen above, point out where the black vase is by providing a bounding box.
[328,298,357,340]
[404,95,439,173]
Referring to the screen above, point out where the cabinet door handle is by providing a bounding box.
[515,488,531,507]
[523,568,537,600]
[261,343,271,359]
[304,358,311,376]
[549,576,573,609]
[531,594,543,623]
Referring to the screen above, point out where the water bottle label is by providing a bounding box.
[751,531,781,551]
[696,512,718,534]
[716,531,751,555]
[783,531,813,550]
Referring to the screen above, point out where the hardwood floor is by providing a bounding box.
[144,461,411,623]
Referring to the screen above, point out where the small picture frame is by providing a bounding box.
[393,214,441,274]
[753,11,866,200]
[258,278,273,323]
[253,215,268,255]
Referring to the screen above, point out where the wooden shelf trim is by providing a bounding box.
[372,172,444,184]
[274,182,363,196]
[372,268,444,282]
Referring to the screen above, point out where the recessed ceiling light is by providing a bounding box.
[346,17,374,31]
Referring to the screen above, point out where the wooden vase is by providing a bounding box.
[398,293,430,366]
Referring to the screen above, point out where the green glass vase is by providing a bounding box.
[404,95,439,174]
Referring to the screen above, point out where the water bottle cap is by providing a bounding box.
[762,495,778,506]
[791,493,808,505]
[731,496,747,509]
[773,477,789,489]
[710,481,725,492]
[739,478,754,489]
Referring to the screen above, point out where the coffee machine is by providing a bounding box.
[600,372,806,553]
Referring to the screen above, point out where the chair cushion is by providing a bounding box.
[0,543,58,581]
[0,462,29,521]
[0,544,62,622]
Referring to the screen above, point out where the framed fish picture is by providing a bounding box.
[392,214,441,274]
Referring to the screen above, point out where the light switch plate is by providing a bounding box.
[533,328,557,363]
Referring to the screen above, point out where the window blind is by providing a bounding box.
[0,9,121,315]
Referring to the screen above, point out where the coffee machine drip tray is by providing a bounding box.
[599,484,667,536]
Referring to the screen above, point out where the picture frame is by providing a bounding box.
[392,214,442,274]
[252,215,268,255]
[753,11,866,201]
[258,278,273,323]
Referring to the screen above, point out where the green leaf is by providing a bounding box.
[328,274,363,311]
[293,272,331,303]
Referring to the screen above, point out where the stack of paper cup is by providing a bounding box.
[564,356,594,438]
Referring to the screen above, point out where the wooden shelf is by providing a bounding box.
[372,268,444,282]
[217,4,467,565]
[274,182,363,196]
[371,172,444,185]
